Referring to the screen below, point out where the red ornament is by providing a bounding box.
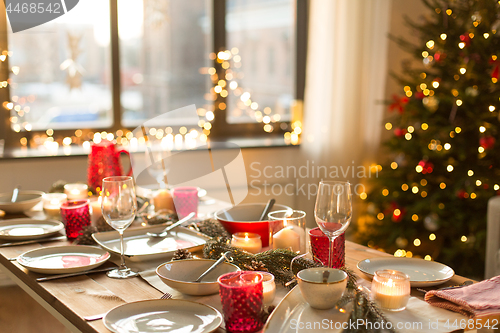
[394,128,407,137]
[490,56,500,79]
[384,202,405,223]
[457,189,467,199]
[480,136,496,150]
[418,160,434,174]
[434,52,446,62]
[459,34,471,47]
[389,95,409,114]
[414,92,425,99]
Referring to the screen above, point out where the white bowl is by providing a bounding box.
[156,259,240,296]
[0,190,44,214]
[297,267,348,309]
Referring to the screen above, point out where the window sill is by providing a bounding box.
[0,136,299,160]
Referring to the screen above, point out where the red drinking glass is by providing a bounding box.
[218,271,264,333]
[60,200,91,240]
[172,187,198,219]
[309,227,345,268]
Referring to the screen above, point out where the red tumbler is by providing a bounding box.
[309,227,345,268]
[218,271,264,333]
[60,200,91,240]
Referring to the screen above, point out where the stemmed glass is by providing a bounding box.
[146,143,171,188]
[101,176,138,278]
[314,181,352,268]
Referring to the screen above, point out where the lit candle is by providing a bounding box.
[259,272,276,306]
[273,225,300,252]
[89,197,103,226]
[64,184,89,200]
[153,189,175,212]
[231,232,262,254]
[371,270,410,311]
[42,193,67,219]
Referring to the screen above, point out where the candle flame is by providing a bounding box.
[383,278,395,288]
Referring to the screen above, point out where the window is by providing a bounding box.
[0,0,306,154]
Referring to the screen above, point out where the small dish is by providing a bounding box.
[0,190,44,214]
[357,257,454,287]
[104,299,223,333]
[156,259,240,295]
[17,245,110,274]
[0,218,64,240]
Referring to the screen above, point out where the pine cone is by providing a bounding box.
[74,226,98,245]
[172,248,193,260]
[243,260,268,272]
[96,217,115,232]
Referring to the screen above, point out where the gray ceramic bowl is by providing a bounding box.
[0,190,44,214]
[156,259,240,296]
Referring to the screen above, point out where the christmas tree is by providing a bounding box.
[356,0,500,278]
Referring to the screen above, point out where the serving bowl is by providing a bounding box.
[0,190,44,214]
[156,259,240,296]
[215,203,291,246]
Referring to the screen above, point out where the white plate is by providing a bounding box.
[17,245,110,274]
[357,257,455,287]
[263,286,351,333]
[104,299,222,333]
[92,226,211,262]
[0,218,64,241]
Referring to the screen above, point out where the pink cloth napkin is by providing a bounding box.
[425,275,500,318]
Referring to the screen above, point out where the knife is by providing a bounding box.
[0,235,67,248]
[36,267,116,282]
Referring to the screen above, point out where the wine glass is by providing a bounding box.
[101,176,138,278]
[314,181,352,268]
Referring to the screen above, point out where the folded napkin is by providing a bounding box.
[425,275,500,318]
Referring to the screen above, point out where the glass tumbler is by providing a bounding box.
[60,200,91,240]
[218,271,264,333]
[371,269,411,311]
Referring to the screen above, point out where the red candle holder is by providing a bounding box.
[60,200,91,240]
[309,227,345,268]
[172,187,198,219]
[218,271,264,333]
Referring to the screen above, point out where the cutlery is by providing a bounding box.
[83,292,172,321]
[36,267,115,282]
[259,198,275,221]
[11,186,20,203]
[194,251,232,282]
[146,212,195,238]
[0,235,66,248]
[417,280,473,294]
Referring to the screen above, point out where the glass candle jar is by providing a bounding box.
[259,271,276,306]
[371,269,410,311]
[64,183,89,200]
[42,193,67,219]
[268,210,306,254]
[231,232,262,254]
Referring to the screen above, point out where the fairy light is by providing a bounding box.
[413,238,421,246]
[421,123,428,130]
[447,165,454,172]
[479,126,486,133]
[401,184,409,191]
[489,105,495,112]
[478,147,485,153]
[385,122,393,130]
[429,233,436,241]
[377,213,384,220]
[424,255,432,261]
[391,162,398,169]
[360,192,367,200]
[412,214,418,221]
[494,184,500,191]
[456,99,463,106]
[440,33,447,40]
[461,236,467,242]
[440,182,446,189]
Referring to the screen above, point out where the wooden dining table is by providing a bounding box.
[0,207,478,333]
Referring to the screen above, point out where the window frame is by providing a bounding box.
[0,0,307,151]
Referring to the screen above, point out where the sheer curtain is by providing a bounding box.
[297,0,392,221]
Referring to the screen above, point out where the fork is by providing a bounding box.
[83,292,173,321]
[160,291,172,300]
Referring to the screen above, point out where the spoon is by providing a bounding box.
[194,251,232,282]
[259,198,275,221]
[146,212,195,238]
[11,186,20,203]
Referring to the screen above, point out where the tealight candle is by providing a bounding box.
[42,193,67,219]
[259,271,276,306]
[153,189,175,212]
[64,184,89,200]
[231,232,262,254]
[89,197,103,226]
[371,270,410,311]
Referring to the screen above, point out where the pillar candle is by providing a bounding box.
[273,226,300,252]
[153,189,175,212]
[231,232,262,254]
